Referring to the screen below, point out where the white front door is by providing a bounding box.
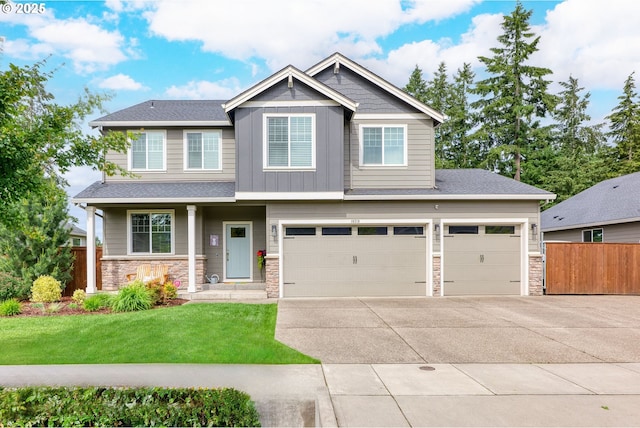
[225,223,252,280]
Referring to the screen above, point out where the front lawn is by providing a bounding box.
[0,303,318,365]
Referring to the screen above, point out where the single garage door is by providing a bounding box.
[443,224,521,295]
[283,225,427,297]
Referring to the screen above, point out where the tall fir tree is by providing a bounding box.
[471,1,558,181]
[403,65,428,103]
[607,72,640,174]
[445,63,479,168]
[424,62,453,168]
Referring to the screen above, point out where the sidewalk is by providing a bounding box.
[2,362,640,427]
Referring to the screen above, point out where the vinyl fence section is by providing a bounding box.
[545,242,640,294]
[65,247,102,296]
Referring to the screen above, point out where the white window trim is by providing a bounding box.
[262,113,316,171]
[183,129,223,171]
[582,228,604,243]
[358,124,408,167]
[127,130,167,172]
[127,209,175,256]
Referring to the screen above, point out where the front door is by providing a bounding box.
[225,223,251,280]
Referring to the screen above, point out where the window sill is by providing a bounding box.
[263,168,316,172]
[358,165,408,170]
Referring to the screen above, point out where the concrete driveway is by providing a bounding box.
[275,295,640,364]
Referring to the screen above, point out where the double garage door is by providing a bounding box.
[281,222,522,297]
[283,225,427,297]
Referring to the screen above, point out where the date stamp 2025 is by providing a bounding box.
[2,1,46,15]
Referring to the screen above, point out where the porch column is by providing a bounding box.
[187,205,197,292]
[85,205,97,294]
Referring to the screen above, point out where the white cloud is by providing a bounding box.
[98,73,147,91]
[535,0,640,91]
[1,8,132,74]
[165,78,243,100]
[142,0,480,72]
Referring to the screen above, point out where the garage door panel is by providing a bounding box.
[283,225,427,297]
[443,225,521,296]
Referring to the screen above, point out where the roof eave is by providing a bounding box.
[71,197,236,204]
[542,216,640,233]
[306,53,445,124]
[89,120,232,128]
[344,193,555,201]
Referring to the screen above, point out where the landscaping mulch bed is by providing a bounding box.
[14,297,189,318]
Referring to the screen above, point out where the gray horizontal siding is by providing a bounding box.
[267,200,540,254]
[103,206,203,257]
[544,221,640,243]
[252,79,327,102]
[104,127,235,182]
[345,118,435,189]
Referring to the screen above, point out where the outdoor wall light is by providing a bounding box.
[271,224,278,239]
[434,223,440,234]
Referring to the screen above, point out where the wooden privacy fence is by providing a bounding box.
[65,247,102,296]
[545,242,640,295]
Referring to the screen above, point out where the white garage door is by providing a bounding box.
[283,225,427,297]
[443,224,521,295]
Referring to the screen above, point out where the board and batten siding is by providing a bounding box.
[544,221,640,243]
[266,200,540,254]
[234,105,344,193]
[345,118,435,189]
[102,206,203,257]
[103,127,236,182]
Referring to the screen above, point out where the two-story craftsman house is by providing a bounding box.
[73,53,555,298]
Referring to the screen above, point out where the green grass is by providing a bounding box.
[0,303,318,365]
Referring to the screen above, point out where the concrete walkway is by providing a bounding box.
[2,363,640,426]
[2,296,640,426]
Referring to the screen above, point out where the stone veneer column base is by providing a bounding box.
[101,257,206,291]
[432,255,441,297]
[528,254,544,296]
[265,255,280,298]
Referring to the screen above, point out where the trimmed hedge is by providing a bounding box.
[0,386,261,427]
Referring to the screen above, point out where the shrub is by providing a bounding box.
[0,271,30,301]
[83,294,112,312]
[111,282,153,312]
[0,299,22,316]
[0,386,260,427]
[144,278,164,305]
[71,289,86,305]
[30,275,62,303]
[68,302,78,310]
[164,281,178,300]
[45,302,62,314]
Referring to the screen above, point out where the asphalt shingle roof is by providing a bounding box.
[90,100,229,124]
[73,181,236,201]
[346,169,554,197]
[541,171,640,231]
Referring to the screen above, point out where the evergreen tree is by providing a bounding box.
[0,181,74,296]
[424,62,453,168]
[607,72,640,173]
[471,1,558,181]
[553,76,604,157]
[403,65,427,103]
[445,63,479,168]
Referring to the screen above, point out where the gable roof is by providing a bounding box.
[541,172,640,232]
[223,65,358,114]
[72,181,236,204]
[345,169,556,200]
[89,100,230,128]
[306,53,444,125]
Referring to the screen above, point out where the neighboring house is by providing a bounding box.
[542,172,640,243]
[69,224,87,247]
[73,53,555,298]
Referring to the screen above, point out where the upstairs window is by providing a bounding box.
[264,114,315,169]
[360,125,407,166]
[130,131,165,171]
[185,130,221,170]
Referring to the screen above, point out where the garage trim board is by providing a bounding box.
[439,218,530,296]
[277,219,433,298]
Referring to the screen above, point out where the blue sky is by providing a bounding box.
[1,0,639,232]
